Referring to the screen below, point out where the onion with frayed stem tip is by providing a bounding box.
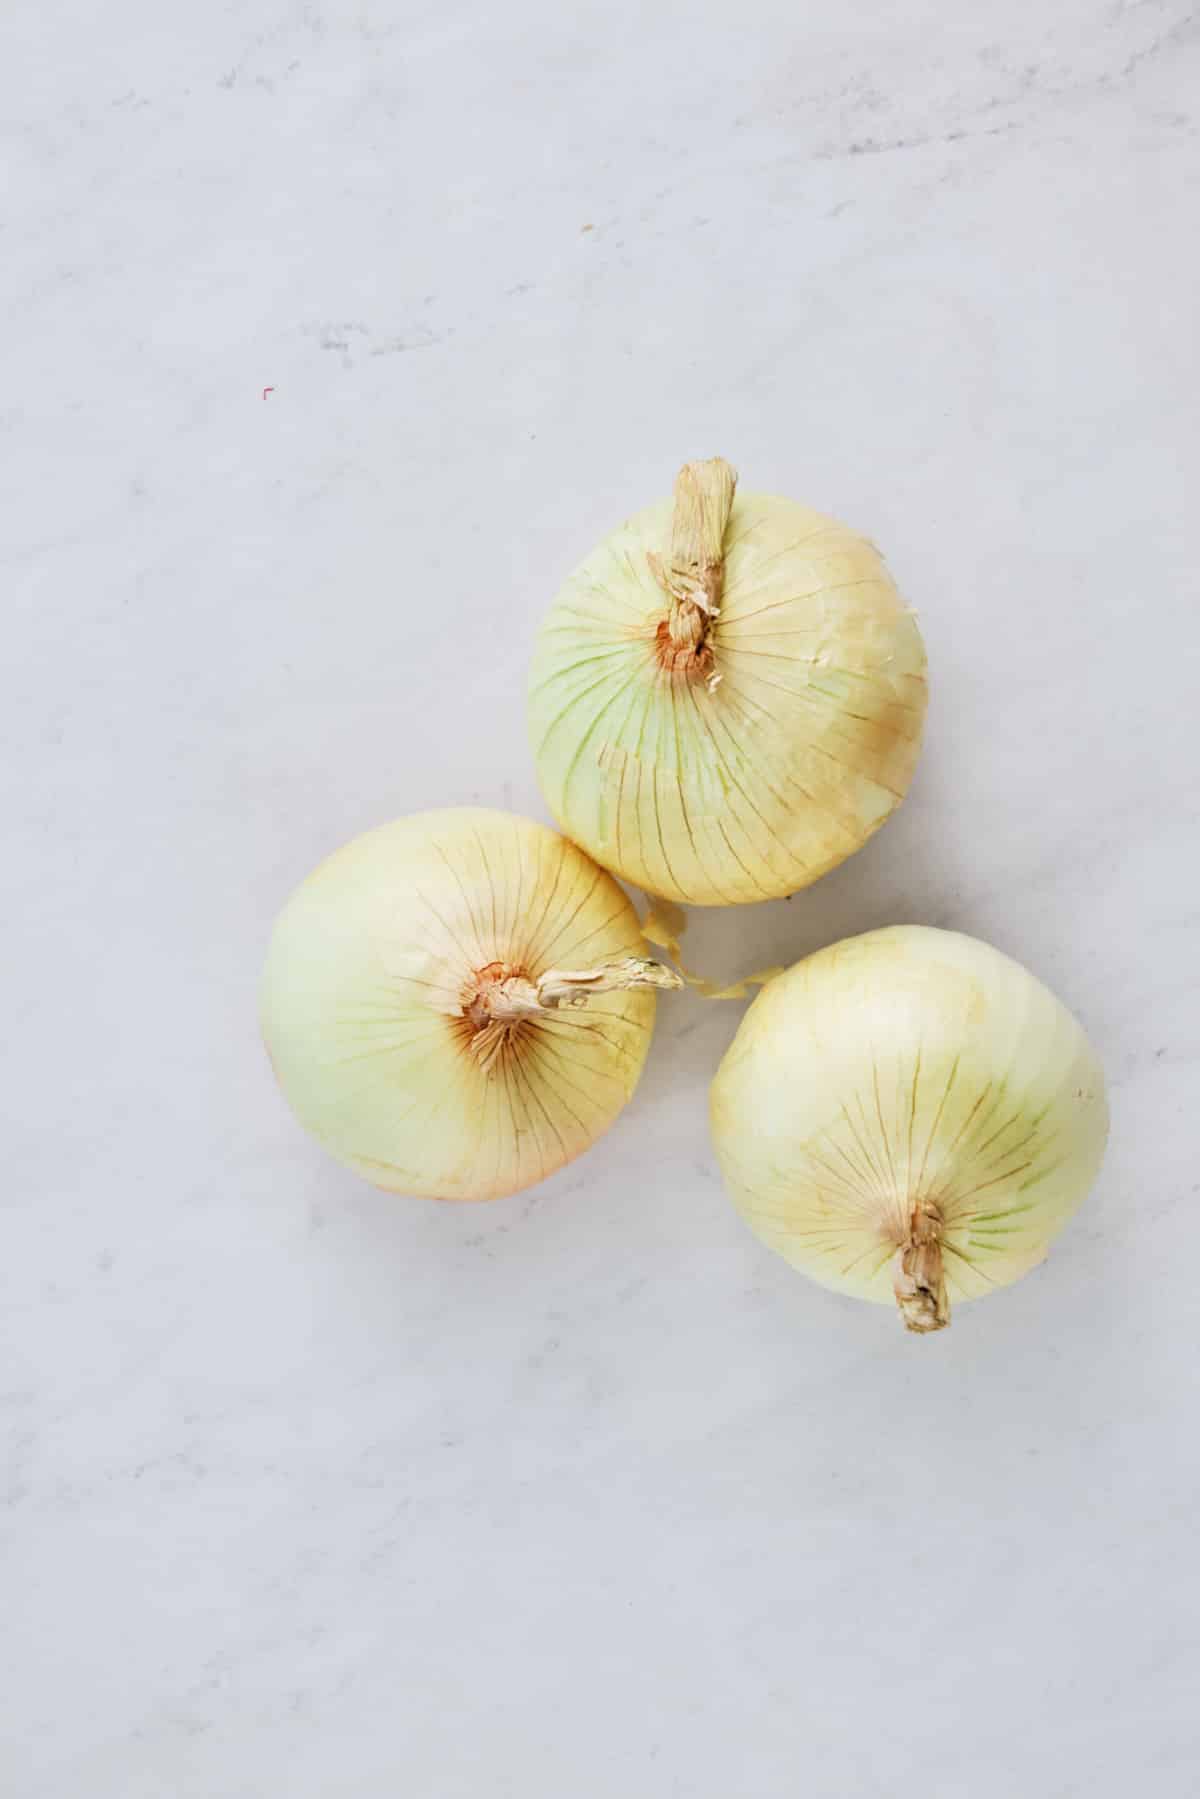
[261,809,681,1201]
[709,927,1108,1334]
[529,457,927,906]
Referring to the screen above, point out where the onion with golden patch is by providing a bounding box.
[530,458,927,905]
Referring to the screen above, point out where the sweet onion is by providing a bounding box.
[261,809,680,1200]
[529,457,927,905]
[710,927,1108,1333]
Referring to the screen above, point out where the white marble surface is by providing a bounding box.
[5,2,1199,1793]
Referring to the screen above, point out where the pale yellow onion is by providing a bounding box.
[710,927,1108,1333]
[529,458,927,905]
[261,809,680,1201]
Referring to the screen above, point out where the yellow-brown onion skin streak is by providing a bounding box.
[529,492,928,906]
[261,810,658,1201]
[709,927,1109,1323]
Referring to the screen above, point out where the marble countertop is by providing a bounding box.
[6,3,1198,1793]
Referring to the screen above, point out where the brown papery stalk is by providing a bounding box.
[465,958,682,1071]
[893,1198,950,1334]
[650,457,738,676]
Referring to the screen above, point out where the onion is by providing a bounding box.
[709,927,1108,1333]
[529,457,927,905]
[261,809,681,1201]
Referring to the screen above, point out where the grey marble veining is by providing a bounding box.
[4,2,1198,1793]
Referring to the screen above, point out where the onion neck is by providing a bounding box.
[893,1199,950,1334]
[650,457,738,677]
[464,958,682,1070]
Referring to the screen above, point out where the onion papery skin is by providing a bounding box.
[529,485,927,906]
[710,927,1108,1329]
[261,810,659,1201]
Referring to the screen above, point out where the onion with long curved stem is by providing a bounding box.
[261,809,681,1201]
